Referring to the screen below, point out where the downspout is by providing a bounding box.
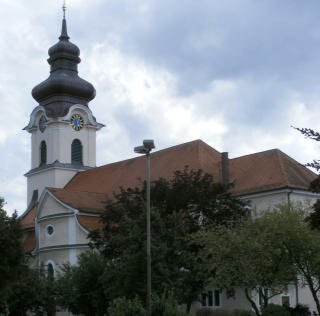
[221,152,229,187]
[295,279,299,306]
[35,216,40,268]
[287,189,299,306]
[287,189,293,205]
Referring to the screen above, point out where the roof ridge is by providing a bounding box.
[196,139,202,167]
[65,139,210,188]
[51,187,108,195]
[231,148,279,160]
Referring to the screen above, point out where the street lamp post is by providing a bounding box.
[134,139,155,316]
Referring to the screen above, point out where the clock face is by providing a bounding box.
[70,114,84,131]
[39,115,47,133]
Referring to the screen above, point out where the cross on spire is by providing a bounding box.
[62,0,67,19]
[60,0,69,40]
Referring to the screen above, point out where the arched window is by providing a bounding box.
[71,139,83,165]
[40,141,47,166]
[47,262,54,279]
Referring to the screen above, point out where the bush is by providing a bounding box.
[107,295,187,316]
[212,310,232,316]
[232,309,255,316]
[107,297,145,316]
[196,308,215,316]
[196,309,232,316]
[288,304,310,316]
[152,293,187,316]
[261,304,291,316]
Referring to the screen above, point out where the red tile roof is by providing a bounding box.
[65,139,316,197]
[48,188,108,213]
[77,215,105,232]
[20,206,36,229]
[229,148,317,196]
[65,140,222,194]
[20,140,317,233]
[23,230,36,252]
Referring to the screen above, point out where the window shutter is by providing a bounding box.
[71,139,83,165]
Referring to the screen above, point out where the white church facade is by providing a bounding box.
[20,12,320,315]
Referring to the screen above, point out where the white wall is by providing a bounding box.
[36,192,93,273]
[30,110,97,168]
[26,167,78,205]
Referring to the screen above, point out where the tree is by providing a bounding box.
[293,127,320,171]
[305,199,320,230]
[198,208,296,316]
[0,197,58,315]
[90,167,247,312]
[200,204,320,315]
[274,206,320,315]
[57,251,108,316]
[6,266,58,316]
[0,197,25,311]
[294,127,320,192]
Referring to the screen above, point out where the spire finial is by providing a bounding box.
[59,0,69,41]
[62,0,66,19]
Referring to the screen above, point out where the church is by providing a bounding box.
[20,11,320,315]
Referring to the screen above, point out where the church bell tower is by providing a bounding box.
[24,11,104,205]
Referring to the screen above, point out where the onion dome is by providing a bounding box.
[31,17,96,118]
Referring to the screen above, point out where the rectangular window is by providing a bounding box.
[208,291,213,306]
[214,289,220,306]
[258,288,263,306]
[201,293,207,307]
[282,296,290,307]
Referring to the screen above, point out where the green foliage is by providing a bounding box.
[269,206,320,314]
[152,293,187,316]
[196,309,231,316]
[200,204,320,315]
[211,310,232,316]
[0,197,25,313]
[232,309,255,316]
[305,199,320,229]
[287,304,310,316]
[58,251,107,316]
[293,127,320,171]
[294,127,320,192]
[6,266,58,315]
[0,197,24,293]
[261,304,290,316]
[309,177,320,193]
[196,308,216,316]
[89,168,247,311]
[198,205,305,315]
[107,294,186,316]
[107,297,145,316]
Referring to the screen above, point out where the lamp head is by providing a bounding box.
[134,140,155,155]
[143,139,155,150]
[134,145,148,154]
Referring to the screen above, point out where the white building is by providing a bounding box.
[20,13,320,315]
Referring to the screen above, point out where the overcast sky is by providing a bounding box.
[1,0,320,214]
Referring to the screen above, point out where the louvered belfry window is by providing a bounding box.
[40,141,47,165]
[71,139,83,165]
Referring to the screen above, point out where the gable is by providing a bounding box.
[38,190,73,218]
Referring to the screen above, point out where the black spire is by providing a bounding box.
[31,14,96,118]
[59,17,69,41]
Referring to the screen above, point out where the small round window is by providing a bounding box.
[46,225,54,236]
